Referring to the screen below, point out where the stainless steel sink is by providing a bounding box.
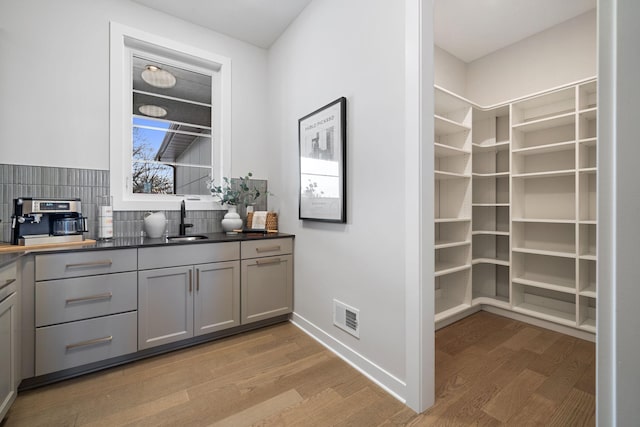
[166,235,208,242]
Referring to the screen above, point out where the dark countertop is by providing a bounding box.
[0,232,294,267]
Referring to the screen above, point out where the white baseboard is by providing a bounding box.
[481,305,596,342]
[290,312,407,404]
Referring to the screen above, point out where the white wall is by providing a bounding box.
[598,0,640,424]
[434,45,467,96]
[465,9,597,105]
[267,0,408,397]
[0,0,269,178]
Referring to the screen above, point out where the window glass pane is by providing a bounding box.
[132,56,211,105]
[133,91,211,128]
[174,165,212,195]
[133,118,169,162]
[133,118,212,166]
[132,161,175,194]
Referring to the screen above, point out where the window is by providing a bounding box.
[110,22,231,211]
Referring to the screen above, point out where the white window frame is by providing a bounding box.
[109,22,231,211]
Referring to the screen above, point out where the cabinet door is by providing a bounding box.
[138,266,194,350]
[194,261,240,336]
[241,255,293,324]
[0,292,18,421]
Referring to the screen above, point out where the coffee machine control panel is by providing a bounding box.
[24,199,81,214]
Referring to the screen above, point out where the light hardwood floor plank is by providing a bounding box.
[3,313,595,426]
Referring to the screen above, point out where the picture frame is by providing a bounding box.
[298,97,347,223]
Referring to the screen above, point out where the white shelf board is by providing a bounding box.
[435,262,471,277]
[512,169,575,179]
[435,217,472,223]
[472,141,510,152]
[472,172,510,177]
[579,107,597,119]
[512,112,575,133]
[579,286,597,298]
[579,220,597,225]
[512,218,576,224]
[472,203,510,207]
[580,254,597,261]
[435,240,471,250]
[435,300,472,323]
[512,247,576,259]
[472,258,510,266]
[435,170,471,180]
[579,167,597,174]
[513,303,576,327]
[472,296,510,309]
[512,140,576,155]
[472,230,510,236]
[512,276,576,295]
[578,137,597,147]
[578,321,596,333]
[435,115,470,135]
[434,143,470,157]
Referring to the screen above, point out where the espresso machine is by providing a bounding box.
[11,198,88,246]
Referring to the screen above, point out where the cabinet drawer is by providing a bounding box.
[138,242,239,270]
[0,262,17,303]
[35,272,137,327]
[241,238,293,259]
[241,254,293,324]
[35,311,137,376]
[36,249,137,281]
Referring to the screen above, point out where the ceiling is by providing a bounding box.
[435,0,596,63]
[131,0,596,62]
[132,0,312,49]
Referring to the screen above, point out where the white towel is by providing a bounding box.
[252,211,267,230]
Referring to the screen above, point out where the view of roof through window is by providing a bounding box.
[131,54,213,195]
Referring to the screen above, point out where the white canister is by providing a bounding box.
[143,211,167,238]
[97,196,113,240]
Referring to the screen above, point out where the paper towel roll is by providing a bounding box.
[100,206,113,217]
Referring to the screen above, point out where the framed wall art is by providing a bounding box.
[298,97,347,223]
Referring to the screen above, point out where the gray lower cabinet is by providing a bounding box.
[138,261,240,350]
[0,262,18,421]
[35,312,137,376]
[34,250,138,376]
[241,238,294,324]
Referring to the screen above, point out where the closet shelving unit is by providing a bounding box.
[433,78,597,336]
[434,88,472,322]
[471,106,511,308]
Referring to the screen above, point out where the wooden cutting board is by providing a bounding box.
[0,239,97,254]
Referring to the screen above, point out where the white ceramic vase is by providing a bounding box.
[221,205,243,234]
[143,211,167,238]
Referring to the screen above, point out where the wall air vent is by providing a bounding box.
[333,299,360,338]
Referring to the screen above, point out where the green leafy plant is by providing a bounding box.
[207,172,264,206]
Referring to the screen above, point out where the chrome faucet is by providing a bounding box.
[179,200,193,235]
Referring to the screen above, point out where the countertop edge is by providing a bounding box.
[0,232,295,264]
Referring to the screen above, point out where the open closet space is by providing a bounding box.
[432,0,597,422]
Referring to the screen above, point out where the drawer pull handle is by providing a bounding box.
[256,258,281,266]
[66,335,113,350]
[65,292,113,304]
[196,269,200,292]
[0,278,16,291]
[65,260,113,269]
[189,269,193,293]
[256,245,281,253]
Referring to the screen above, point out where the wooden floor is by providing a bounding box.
[3,311,595,426]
